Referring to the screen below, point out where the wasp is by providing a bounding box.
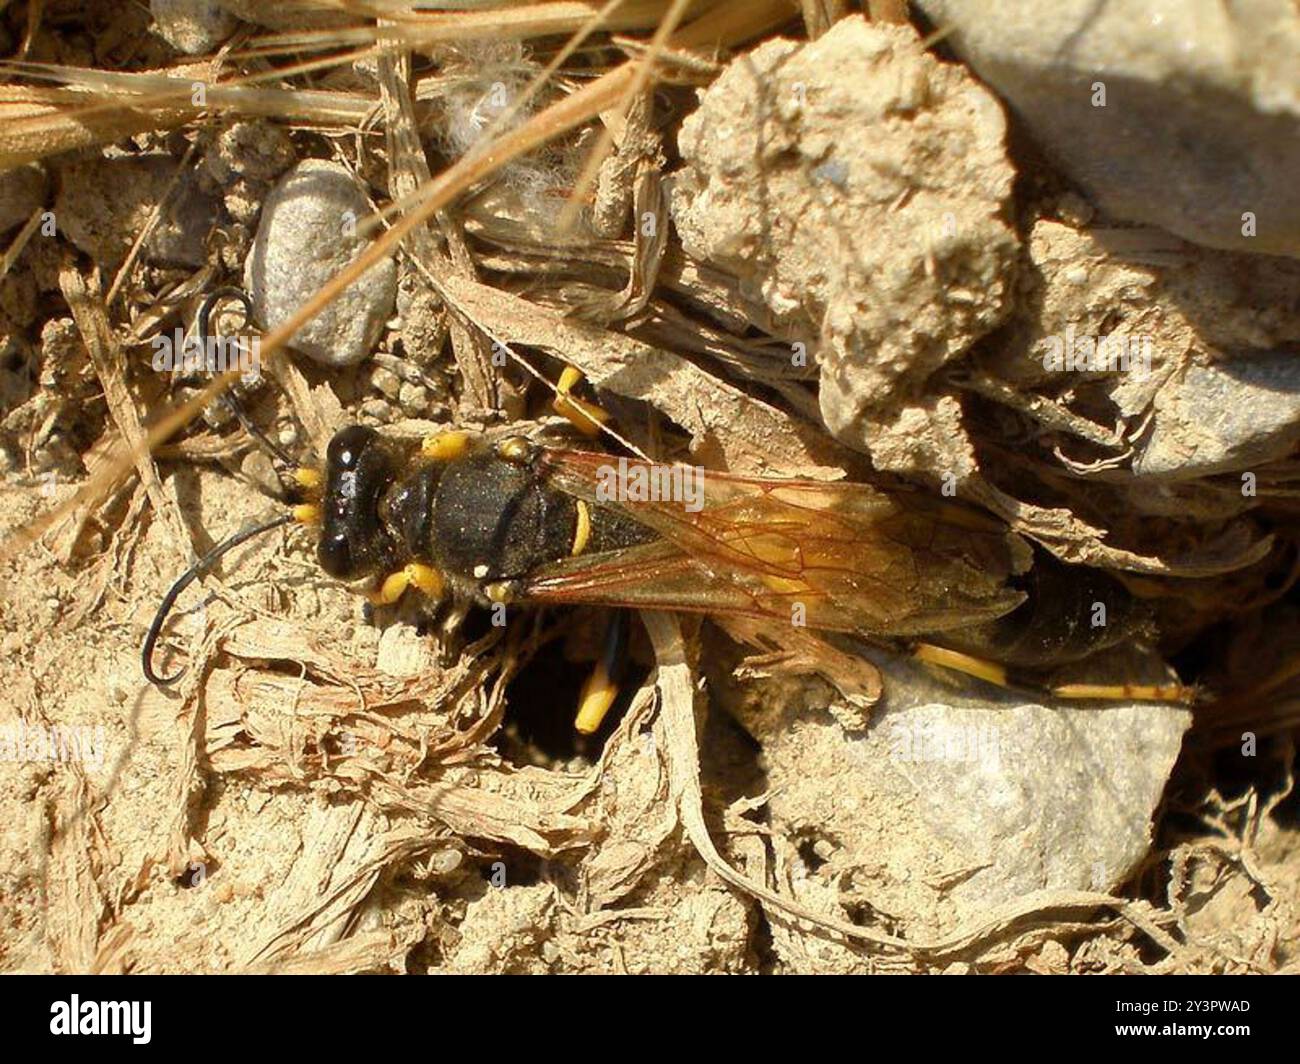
[140,294,1187,732]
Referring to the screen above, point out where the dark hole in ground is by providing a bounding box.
[496,611,646,765]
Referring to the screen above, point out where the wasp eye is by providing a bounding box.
[327,425,378,471]
[317,529,354,579]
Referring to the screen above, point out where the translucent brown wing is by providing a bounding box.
[521,450,1030,637]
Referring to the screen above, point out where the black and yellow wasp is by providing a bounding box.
[141,291,1186,733]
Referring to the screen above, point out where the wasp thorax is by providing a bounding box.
[430,451,577,582]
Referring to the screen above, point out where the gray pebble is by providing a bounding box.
[244,160,397,368]
[369,365,402,400]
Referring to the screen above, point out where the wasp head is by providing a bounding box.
[317,425,402,580]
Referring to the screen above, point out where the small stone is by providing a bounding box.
[150,168,219,268]
[205,121,296,185]
[244,160,398,367]
[398,381,428,414]
[672,16,1019,458]
[1133,353,1300,480]
[212,0,347,30]
[54,156,216,271]
[359,398,391,421]
[150,0,238,55]
[727,646,1190,951]
[369,365,401,400]
[1056,192,1095,228]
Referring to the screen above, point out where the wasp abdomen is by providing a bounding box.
[936,551,1150,668]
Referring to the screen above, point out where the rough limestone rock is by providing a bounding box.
[671,15,1019,463]
[245,160,397,368]
[983,220,1300,495]
[722,644,1190,953]
[151,0,237,55]
[916,0,1300,259]
[54,155,216,270]
[1133,354,1300,480]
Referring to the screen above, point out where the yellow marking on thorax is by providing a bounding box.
[422,431,470,461]
[572,499,592,556]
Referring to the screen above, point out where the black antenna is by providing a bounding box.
[143,512,293,686]
[196,286,296,468]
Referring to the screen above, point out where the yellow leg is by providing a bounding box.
[574,612,627,734]
[912,643,1010,688]
[553,366,608,438]
[369,563,445,605]
[575,655,619,734]
[1050,681,1192,703]
[914,642,1193,704]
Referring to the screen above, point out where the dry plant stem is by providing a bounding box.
[105,140,200,308]
[867,0,909,23]
[557,0,695,232]
[800,0,849,37]
[258,0,700,52]
[376,41,498,413]
[0,0,799,563]
[0,63,387,168]
[58,262,186,549]
[0,207,43,280]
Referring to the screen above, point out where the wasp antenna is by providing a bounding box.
[196,287,297,469]
[143,512,294,686]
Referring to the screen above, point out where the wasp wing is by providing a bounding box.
[522,450,1029,637]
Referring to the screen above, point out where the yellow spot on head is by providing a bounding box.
[422,431,470,461]
[292,503,321,525]
[485,581,513,604]
[292,466,322,491]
